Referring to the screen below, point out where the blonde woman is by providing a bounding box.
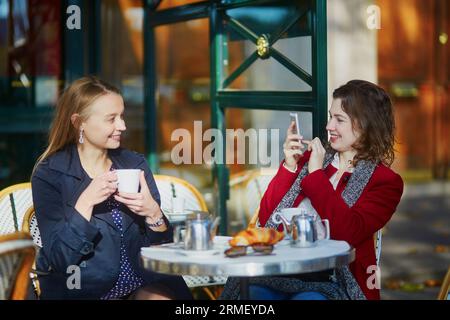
[32,76,191,300]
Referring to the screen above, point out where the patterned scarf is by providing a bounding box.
[220,151,378,300]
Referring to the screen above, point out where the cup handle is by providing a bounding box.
[322,219,330,240]
[174,225,186,244]
[271,212,281,224]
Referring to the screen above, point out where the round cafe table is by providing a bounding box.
[140,237,355,299]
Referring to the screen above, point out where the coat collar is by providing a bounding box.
[48,144,145,179]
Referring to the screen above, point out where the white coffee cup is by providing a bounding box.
[115,169,140,193]
[271,207,304,225]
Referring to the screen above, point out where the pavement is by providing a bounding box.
[380,181,450,300]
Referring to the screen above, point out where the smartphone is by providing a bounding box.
[289,113,304,150]
[289,112,301,136]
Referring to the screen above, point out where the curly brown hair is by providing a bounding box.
[332,80,396,166]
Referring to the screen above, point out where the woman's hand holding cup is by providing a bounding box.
[114,171,163,225]
[75,171,118,220]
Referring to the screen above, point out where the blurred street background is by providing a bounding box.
[381,182,450,299]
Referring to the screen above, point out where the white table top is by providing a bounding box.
[140,236,355,277]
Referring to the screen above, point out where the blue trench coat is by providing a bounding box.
[31,144,192,299]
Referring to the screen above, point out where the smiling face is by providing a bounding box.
[326,98,361,152]
[79,92,126,150]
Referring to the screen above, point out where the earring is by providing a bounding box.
[79,129,84,144]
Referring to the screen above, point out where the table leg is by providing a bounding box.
[240,277,249,300]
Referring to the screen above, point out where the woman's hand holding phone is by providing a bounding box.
[283,121,305,172]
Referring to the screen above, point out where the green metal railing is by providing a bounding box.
[222,6,313,89]
[144,0,328,235]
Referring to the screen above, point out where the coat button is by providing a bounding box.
[80,242,93,255]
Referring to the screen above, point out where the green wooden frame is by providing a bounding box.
[144,0,327,235]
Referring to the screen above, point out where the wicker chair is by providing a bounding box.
[227,169,276,231]
[153,175,227,299]
[0,232,36,300]
[438,266,450,300]
[153,175,209,215]
[374,229,382,266]
[22,207,41,248]
[243,170,276,225]
[228,170,259,231]
[0,183,33,235]
[21,207,42,298]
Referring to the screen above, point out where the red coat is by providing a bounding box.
[259,151,404,300]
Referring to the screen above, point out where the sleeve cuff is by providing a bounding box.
[58,208,100,255]
[275,160,301,187]
[145,214,173,244]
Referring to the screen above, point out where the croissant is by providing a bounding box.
[229,228,284,247]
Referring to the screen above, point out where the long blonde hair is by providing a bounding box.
[33,76,121,173]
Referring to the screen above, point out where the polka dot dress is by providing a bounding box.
[101,167,144,300]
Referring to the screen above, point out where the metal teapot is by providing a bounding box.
[277,211,330,248]
[174,211,220,250]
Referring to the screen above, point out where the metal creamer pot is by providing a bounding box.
[277,212,330,248]
[174,211,220,250]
